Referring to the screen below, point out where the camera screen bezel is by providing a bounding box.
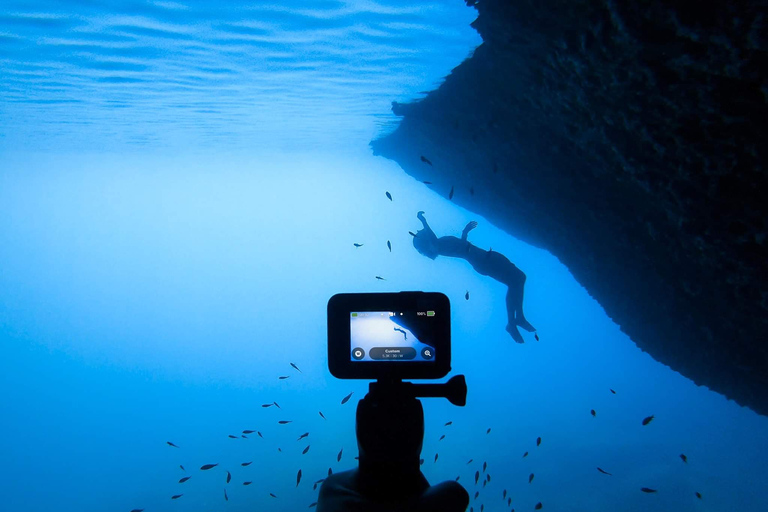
[327,291,451,380]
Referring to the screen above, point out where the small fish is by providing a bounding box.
[640,487,657,493]
[487,474,491,482]
[166,441,180,448]
[445,421,453,426]
[455,476,460,481]
[228,435,238,439]
[241,435,248,439]
[243,481,252,486]
[420,155,433,166]
[171,494,183,500]
[387,240,391,252]
[474,491,479,499]
[535,503,542,510]
[537,436,542,446]
[465,291,469,300]
[130,509,144,512]
[423,181,432,185]
[508,498,512,506]
[258,431,263,438]
[483,461,487,472]
[337,448,343,462]
[420,458,424,465]
[309,502,318,508]
[328,468,333,476]
[200,464,218,470]
[353,243,364,248]
[483,480,487,487]
[385,191,392,201]
[179,465,185,471]
[597,467,612,475]
[695,492,702,499]
[439,434,446,441]
[273,402,281,408]
[179,476,190,483]
[290,363,302,373]
[319,411,326,420]
[261,403,273,407]
[226,471,231,484]
[341,392,354,405]
[279,375,290,380]
[680,454,687,463]
[534,332,539,341]
[487,428,491,434]
[302,445,310,454]
[224,489,229,501]
[243,430,256,434]
[375,276,386,281]
[449,186,454,200]
[523,451,528,458]
[467,459,473,464]
[297,469,302,486]
[475,471,480,484]
[610,388,616,394]
[241,461,252,466]
[528,473,534,484]
[277,447,281,452]
[297,433,309,441]
[270,493,277,498]
[642,415,655,426]
[591,409,596,417]
[480,505,484,512]
[278,420,292,424]
[434,453,439,462]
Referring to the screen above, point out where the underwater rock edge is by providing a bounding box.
[371,0,768,415]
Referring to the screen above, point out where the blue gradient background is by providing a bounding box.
[1,2,766,512]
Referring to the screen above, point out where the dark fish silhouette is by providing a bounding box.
[270,492,277,498]
[508,497,512,506]
[455,476,460,481]
[328,468,333,476]
[241,461,252,466]
[241,435,248,439]
[465,291,469,300]
[535,503,542,510]
[279,376,290,380]
[434,453,438,462]
[597,467,612,475]
[483,461,487,472]
[297,433,309,441]
[387,240,391,252]
[179,476,190,483]
[640,487,657,493]
[171,494,183,500]
[445,421,453,426]
[420,458,424,465]
[290,363,302,373]
[341,392,354,404]
[166,441,180,448]
[309,502,318,508]
[420,156,433,166]
[130,509,144,512]
[449,186,454,200]
[302,445,310,454]
[483,480,487,487]
[273,402,281,408]
[386,191,392,201]
[487,474,491,482]
[278,420,292,424]
[224,489,228,501]
[696,492,702,499]
[243,430,256,434]
[319,411,327,420]
[642,415,655,426]
[481,505,484,512]
[523,451,528,458]
[353,243,364,248]
[200,464,218,470]
[244,481,252,485]
[262,403,273,407]
[537,436,542,446]
[534,332,539,341]
[610,388,616,394]
[439,434,446,441]
[503,490,507,499]
[487,428,491,434]
[475,471,480,484]
[297,469,302,486]
[591,409,596,417]
[423,181,432,185]
[228,435,238,439]
[474,491,479,499]
[277,447,281,452]
[680,453,688,463]
[258,431,263,438]
[375,276,386,281]
[528,473,534,484]
[337,448,343,462]
[226,471,231,484]
[179,465,185,471]
[467,459,473,464]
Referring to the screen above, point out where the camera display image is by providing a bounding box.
[350,311,437,362]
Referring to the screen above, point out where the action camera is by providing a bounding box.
[327,291,451,380]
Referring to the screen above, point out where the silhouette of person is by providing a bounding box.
[412,211,535,343]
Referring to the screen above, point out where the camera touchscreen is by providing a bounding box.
[350,310,437,362]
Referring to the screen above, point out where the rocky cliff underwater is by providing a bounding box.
[371,0,768,415]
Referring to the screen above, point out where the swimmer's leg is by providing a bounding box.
[509,271,536,332]
[505,287,525,344]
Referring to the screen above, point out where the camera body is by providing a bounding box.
[327,291,451,380]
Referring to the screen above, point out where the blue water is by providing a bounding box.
[1,3,767,512]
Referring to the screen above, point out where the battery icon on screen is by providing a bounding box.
[427,311,435,317]
[351,313,358,317]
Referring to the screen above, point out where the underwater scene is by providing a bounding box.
[2,1,767,512]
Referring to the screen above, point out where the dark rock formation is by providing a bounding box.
[371,0,768,415]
